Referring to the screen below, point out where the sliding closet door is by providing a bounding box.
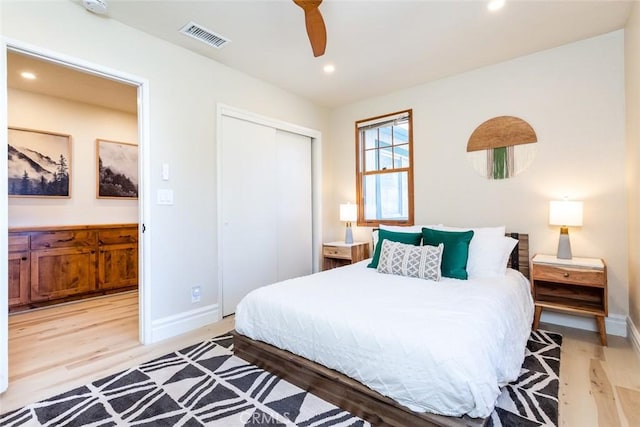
[275,129,312,281]
[221,116,312,316]
[221,116,278,316]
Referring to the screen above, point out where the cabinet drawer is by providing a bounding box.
[98,227,138,245]
[30,230,97,250]
[323,245,352,259]
[533,264,605,287]
[9,234,29,252]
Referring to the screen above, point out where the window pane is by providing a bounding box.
[378,127,392,148]
[363,171,409,221]
[393,144,410,168]
[393,123,409,145]
[379,146,393,170]
[364,149,378,172]
[364,129,378,150]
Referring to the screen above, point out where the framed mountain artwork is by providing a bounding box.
[8,127,71,198]
[96,139,138,199]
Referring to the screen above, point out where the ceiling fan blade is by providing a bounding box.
[293,0,327,57]
[304,7,326,57]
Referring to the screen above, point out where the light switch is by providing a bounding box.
[157,189,174,205]
[161,163,170,181]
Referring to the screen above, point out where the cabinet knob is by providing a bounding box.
[21,256,27,261]
[563,272,570,278]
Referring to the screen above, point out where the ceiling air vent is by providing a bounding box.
[179,21,230,49]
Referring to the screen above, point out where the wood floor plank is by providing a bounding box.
[589,358,622,427]
[616,386,640,426]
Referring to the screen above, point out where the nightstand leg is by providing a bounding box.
[596,316,608,347]
[533,306,543,330]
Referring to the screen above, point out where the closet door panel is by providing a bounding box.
[221,116,278,316]
[275,129,312,281]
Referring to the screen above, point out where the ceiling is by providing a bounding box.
[104,0,633,108]
[7,1,634,111]
[7,50,138,113]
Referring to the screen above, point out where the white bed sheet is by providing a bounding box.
[235,260,534,418]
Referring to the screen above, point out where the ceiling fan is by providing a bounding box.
[293,0,327,57]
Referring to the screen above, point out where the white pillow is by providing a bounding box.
[432,225,511,278]
[377,240,443,281]
[470,236,518,278]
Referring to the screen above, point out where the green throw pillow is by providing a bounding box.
[368,229,422,268]
[421,228,474,279]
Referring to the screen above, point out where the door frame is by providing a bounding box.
[0,38,152,392]
[216,103,323,316]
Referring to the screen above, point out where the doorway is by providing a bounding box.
[1,42,151,393]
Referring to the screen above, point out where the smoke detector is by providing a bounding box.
[83,0,108,15]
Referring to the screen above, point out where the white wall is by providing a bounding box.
[625,2,640,344]
[328,31,628,326]
[8,88,138,227]
[1,2,328,332]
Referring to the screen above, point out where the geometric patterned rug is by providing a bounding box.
[0,330,562,427]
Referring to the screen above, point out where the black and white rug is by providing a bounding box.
[1,330,562,427]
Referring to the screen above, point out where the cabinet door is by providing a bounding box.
[30,247,97,301]
[98,243,138,289]
[8,251,29,307]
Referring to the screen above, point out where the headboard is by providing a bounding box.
[506,232,530,279]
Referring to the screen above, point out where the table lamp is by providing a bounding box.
[339,203,357,244]
[549,200,583,259]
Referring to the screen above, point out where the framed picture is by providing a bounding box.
[8,127,72,198]
[96,139,138,199]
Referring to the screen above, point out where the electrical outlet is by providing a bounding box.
[191,286,201,303]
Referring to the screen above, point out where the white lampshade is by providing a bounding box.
[549,200,583,227]
[339,203,357,222]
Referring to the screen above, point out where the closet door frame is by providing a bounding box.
[216,104,322,316]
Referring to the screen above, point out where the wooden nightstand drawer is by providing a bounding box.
[323,245,352,259]
[532,264,605,287]
[531,253,608,346]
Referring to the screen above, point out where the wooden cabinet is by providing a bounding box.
[30,247,97,301]
[322,241,369,270]
[531,253,607,346]
[8,224,138,312]
[8,234,29,306]
[97,228,138,289]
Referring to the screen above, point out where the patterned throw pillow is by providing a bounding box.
[377,240,444,281]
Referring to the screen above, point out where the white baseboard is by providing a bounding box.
[540,311,628,337]
[150,304,221,343]
[628,316,640,356]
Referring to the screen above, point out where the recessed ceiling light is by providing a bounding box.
[488,0,505,11]
[323,64,335,74]
[20,71,36,80]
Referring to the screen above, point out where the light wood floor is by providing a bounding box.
[1,292,639,426]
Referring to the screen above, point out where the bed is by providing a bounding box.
[233,232,533,427]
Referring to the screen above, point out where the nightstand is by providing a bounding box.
[322,241,369,270]
[531,254,608,346]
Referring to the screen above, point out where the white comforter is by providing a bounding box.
[235,260,534,418]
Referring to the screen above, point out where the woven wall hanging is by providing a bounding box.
[466,116,537,180]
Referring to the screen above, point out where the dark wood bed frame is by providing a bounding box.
[233,233,530,427]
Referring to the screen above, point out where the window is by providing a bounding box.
[356,109,414,226]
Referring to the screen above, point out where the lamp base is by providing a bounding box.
[345,226,353,244]
[556,228,572,259]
